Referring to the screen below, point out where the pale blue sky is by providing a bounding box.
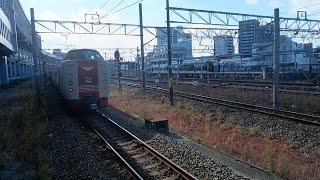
[19,0,320,55]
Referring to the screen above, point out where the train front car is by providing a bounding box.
[59,49,110,112]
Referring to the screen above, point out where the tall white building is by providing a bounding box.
[213,36,234,56]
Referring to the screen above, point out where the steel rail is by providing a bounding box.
[96,110,198,180]
[121,82,320,126]
[115,77,320,95]
[85,119,144,180]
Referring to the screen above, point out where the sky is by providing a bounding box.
[19,0,320,58]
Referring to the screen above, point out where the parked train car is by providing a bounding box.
[51,49,111,111]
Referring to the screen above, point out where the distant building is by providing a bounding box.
[238,20,260,57]
[213,36,234,56]
[156,28,168,46]
[156,26,192,57]
[256,23,274,43]
[53,49,62,60]
[252,36,310,71]
[150,26,193,72]
[172,26,184,43]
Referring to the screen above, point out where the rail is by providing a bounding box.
[85,109,198,179]
[120,82,320,126]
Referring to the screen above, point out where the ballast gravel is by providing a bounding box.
[102,107,248,180]
[44,82,128,179]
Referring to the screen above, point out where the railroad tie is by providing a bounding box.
[148,167,170,176]
[131,152,149,159]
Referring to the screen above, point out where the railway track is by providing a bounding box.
[85,110,198,180]
[115,77,320,95]
[119,76,319,87]
[119,82,320,126]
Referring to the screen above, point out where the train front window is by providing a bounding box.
[84,51,104,60]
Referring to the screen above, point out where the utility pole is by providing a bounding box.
[207,63,209,84]
[136,46,140,80]
[273,8,280,108]
[139,3,145,91]
[201,57,203,79]
[166,0,174,106]
[30,8,40,103]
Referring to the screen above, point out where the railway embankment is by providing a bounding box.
[109,87,320,180]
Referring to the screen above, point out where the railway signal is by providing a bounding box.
[114,50,120,60]
[115,50,121,90]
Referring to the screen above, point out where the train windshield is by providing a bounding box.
[65,49,104,61]
[84,51,104,60]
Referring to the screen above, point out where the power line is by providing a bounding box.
[281,2,320,14]
[308,11,320,17]
[110,0,142,15]
[100,0,142,19]
[109,0,125,14]
[100,0,112,9]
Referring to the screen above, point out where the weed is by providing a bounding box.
[266,147,274,173]
[266,131,274,140]
[249,127,260,136]
[217,119,225,124]
[215,111,224,121]
[34,148,52,180]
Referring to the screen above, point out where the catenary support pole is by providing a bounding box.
[166,0,174,106]
[139,3,145,92]
[30,8,40,103]
[118,60,121,90]
[273,8,280,108]
[136,46,140,79]
[207,64,209,84]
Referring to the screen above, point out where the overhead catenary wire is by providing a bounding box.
[307,11,320,17]
[100,0,143,19]
[100,0,112,9]
[280,2,320,14]
[109,0,126,14]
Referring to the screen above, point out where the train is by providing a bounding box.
[50,49,111,111]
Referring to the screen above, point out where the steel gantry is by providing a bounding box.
[168,7,320,41]
[35,20,239,40]
[166,6,320,108]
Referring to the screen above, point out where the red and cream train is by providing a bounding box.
[50,49,111,111]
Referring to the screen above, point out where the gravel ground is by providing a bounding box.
[44,82,129,179]
[102,107,248,180]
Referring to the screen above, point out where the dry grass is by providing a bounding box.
[109,88,320,180]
